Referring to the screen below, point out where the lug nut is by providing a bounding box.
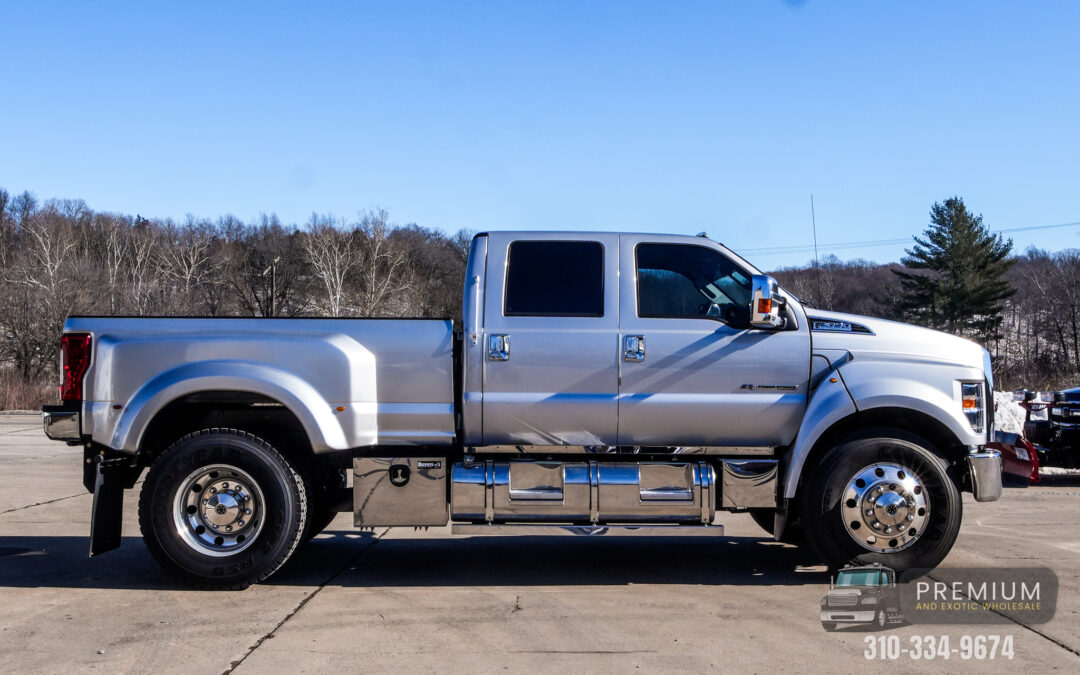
[222,482,229,489]
[906,514,914,522]
[226,526,232,532]
[245,508,252,515]
[209,487,217,494]
[865,509,873,516]
[237,520,244,527]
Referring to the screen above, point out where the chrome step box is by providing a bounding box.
[353,457,448,527]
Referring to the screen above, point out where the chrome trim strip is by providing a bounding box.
[699,461,712,524]
[590,462,600,522]
[484,460,495,522]
[450,523,724,536]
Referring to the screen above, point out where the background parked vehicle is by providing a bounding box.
[1012,389,1080,469]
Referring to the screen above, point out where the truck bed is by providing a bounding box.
[65,316,456,453]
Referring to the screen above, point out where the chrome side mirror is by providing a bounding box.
[750,275,784,329]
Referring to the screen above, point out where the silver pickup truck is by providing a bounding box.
[42,231,1002,588]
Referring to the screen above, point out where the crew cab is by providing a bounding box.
[42,231,1003,588]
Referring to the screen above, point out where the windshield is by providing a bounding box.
[835,570,883,587]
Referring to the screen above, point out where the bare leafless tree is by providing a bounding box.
[356,209,410,316]
[301,214,359,317]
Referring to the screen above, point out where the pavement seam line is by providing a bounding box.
[926,571,1080,659]
[0,479,143,516]
[222,528,389,675]
[0,426,40,436]
[0,492,85,515]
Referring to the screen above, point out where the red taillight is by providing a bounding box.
[60,333,92,402]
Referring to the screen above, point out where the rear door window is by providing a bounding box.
[504,241,604,316]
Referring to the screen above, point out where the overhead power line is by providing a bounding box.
[739,220,1080,257]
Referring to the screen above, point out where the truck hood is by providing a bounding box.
[806,309,991,380]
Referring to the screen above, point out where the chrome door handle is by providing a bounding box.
[488,334,510,361]
[623,335,645,362]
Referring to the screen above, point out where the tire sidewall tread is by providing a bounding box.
[801,427,963,572]
[138,428,307,590]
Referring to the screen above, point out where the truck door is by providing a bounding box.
[617,235,810,447]
[481,232,620,446]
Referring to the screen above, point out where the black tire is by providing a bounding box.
[801,429,962,572]
[748,509,805,544]
[748,509,774,536]
[301,468,346,542]
[822,621,837,632]
[303,508,340,542]
[138,429,308,589]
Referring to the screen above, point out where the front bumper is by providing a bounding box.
[820,610,875,623]
[967,450,1002,502]
[42,405,80,442]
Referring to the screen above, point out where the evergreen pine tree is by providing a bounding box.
[893,197,1014,343]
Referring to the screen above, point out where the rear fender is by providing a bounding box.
[100,360,375,454]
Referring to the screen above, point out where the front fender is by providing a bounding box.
[783,357,984,499]
[783,366,857,499]
[96,360,375,454]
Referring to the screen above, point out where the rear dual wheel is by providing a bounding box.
[138,429,307,589]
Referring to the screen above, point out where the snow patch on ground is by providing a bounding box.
[993,391,1026,435]
[1039,466,1080,475]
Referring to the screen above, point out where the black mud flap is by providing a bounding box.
[89,455,126,557]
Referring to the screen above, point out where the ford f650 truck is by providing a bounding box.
[41,231,1002,588]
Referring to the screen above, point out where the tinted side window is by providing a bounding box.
[505,241,604,316]
[636,243,752,325]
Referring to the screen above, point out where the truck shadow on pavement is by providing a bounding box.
[289,534,830,588]
[0,532,829,590]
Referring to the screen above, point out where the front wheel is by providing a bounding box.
[138,429,308,589]
[802,429,962,572]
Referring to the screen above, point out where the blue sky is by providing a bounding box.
[2,1,1078,269]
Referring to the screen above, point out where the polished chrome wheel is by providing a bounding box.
[840,462,929,553]
[173,464,265,557]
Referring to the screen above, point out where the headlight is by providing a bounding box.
[860,596,877,605]
[820,597,827,606]
[1052,407,1064,417]
[961,382,984,433]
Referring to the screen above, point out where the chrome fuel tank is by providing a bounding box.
[450,460,716,524]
